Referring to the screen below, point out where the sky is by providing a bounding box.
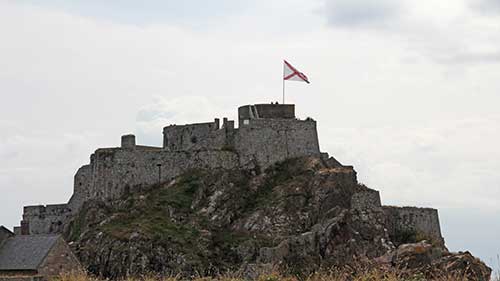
[0,0,499,273]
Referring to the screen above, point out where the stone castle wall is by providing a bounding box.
[163,120,227,151]
[351,189,382,211]
[20,111,322,234]
[235,118,320,169]
[383,206,444,245]
[67,165,92,212]
[22,205,71,235]
[85,148,240,201]
[70,115,320,204]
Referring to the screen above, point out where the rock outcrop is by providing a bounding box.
[64,157,491,280]
[377,241,492,281]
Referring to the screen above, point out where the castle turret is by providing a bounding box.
[238,104,295,127]
[121,134,136,149]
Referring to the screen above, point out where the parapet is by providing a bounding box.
[163,120,223,151]
[21,204,72,235]
[238,104,295,126]
[23,204,70,217]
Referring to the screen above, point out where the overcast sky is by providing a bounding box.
[0,0,499,272]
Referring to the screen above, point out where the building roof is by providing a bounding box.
[0,226,14,248]
[0,226,13,235]
[0,235,60,271]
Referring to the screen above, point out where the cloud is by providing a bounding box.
[322,0,500,66]
[473,0,500,16]
[320,115,500,212]
[15,0,250,27]
[433,52,500,65]
[0,130,106,230]
[323,0,403,28]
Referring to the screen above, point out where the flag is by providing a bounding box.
[283,60,310,84]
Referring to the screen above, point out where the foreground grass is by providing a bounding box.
[55,268,496,281]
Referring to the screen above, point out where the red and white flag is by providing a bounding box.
[283,60,310,84]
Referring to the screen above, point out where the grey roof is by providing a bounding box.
[0,226,13,235]
[0,235,60,271]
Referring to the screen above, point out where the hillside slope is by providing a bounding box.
[64,157,491,280]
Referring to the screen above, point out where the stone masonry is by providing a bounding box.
[16,103,444,245]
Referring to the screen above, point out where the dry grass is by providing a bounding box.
[54,268,490,281]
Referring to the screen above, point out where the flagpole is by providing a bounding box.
[282,62,285,104]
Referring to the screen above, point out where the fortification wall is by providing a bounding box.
[235,118,320,169]
[163,121,224,151]
[67,165,92,212]
[63,117,320,205]
[21,147,241,234]
[383,206,444,245]
[351,189,382,211]
[85,148,240,200]
[22,204,71,235]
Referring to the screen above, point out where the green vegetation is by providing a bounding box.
[392,228,440,247]
[243,157,310,211]
[100,170,205,245]
[155,169,204,211]
[67,208,87,242]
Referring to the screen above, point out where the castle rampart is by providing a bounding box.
[85,148,240,200]
[351,189,382,211]
[235,118,320,168]
[383,206,444,246]
[67,165,92,212]
[163,120,231,152]
[21,204,71,235]
[16,102,444,247]
[162,104,321,169]
[16,103,327,235]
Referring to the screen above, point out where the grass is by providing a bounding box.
[54,267,489,281]
[242,157,310,212]
[99,170,205,245]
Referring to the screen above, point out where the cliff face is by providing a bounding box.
[64,157,491,280]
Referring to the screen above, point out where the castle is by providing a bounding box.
[15,103,443,246]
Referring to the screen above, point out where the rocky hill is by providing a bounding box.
[63,157,491,280]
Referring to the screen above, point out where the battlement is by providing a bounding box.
[21,204,72,235]
[238,104,295,126]
[23,204,70,217]
[162,104,317,158]
[163,119,229,151]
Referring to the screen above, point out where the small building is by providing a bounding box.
[0,228,83,281]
